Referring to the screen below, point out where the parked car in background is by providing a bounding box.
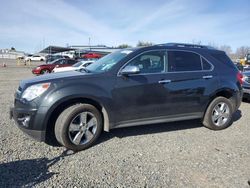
[25,54,45,61]
[81,52,103,59]
[11,43,243,151]
[32,58,77,75]
[243,66,250,72]
[76,58,99,62]
[52,60,94,73]
[45,55,69,64]
[61,51,76,59]
[242,71,250,101]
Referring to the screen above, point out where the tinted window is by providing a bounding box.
[168,51,202,72]
[202,58,212,70]
[126,50,166,74]
[210,52,235,68]
[67,60,76,64]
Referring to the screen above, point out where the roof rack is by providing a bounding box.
[158,43,215,50]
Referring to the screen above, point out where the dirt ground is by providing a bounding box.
[0,59,250,187]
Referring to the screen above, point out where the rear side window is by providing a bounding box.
[202,58,212,70]
[210,52,235,68]
[168,51,202,72]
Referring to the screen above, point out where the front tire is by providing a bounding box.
[40,69,50,74]
[55,104,103,151]
[203,97,233,130]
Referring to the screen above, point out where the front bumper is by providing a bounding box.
[10,107,46,142]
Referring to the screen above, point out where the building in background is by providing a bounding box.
[0,49,25,59]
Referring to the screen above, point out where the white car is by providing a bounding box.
[52,60,94,73]
[25,55,45,61]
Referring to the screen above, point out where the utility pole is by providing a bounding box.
[89,37,91,51]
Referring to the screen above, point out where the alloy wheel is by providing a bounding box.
[212,102,230,126]
[68,112,97,145]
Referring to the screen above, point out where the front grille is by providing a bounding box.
[245,76,250,83]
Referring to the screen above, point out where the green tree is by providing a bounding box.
[136,41,154,47]
[117,44,132,49]
[235,46,250,59]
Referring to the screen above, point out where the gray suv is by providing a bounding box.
[10,43,243,151]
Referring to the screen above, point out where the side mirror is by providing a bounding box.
[120,65,140,76]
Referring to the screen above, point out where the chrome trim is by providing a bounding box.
[158,79,171,84]
[202,75,213,79]
[117,49,214,77]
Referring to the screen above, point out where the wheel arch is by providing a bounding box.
[44,96,111,145]
[203,88,237,118]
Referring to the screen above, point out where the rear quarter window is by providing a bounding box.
[202,58,212,70]
[210,52,236,69]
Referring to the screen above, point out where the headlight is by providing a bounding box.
[243,75,248,81]
[22,83,50,101]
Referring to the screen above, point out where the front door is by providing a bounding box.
[113,50,170,124]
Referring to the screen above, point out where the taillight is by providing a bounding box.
[237,72,243,85]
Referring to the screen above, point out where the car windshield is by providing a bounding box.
[73,62,82,67]
[86,50,134,73]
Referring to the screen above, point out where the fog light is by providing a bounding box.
[18,115,31,127]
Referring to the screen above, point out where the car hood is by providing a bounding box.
[20,70,88,89]
[38,64,55,67]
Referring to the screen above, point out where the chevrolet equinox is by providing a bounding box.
[10,43,243,151]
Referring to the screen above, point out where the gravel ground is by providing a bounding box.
[0,59,250,187]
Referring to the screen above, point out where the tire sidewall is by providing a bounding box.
[59,104,103,151]
[205,97,233,130]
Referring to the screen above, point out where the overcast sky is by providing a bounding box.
[0,0,249,53]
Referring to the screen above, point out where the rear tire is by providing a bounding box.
[203,97,233,130]
[55,103,103,151]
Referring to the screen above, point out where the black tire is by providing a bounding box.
[54,103,103,151]
[203,97,233,130]
[40,69,50,74]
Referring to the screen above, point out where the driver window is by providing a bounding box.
[126,50,166,74]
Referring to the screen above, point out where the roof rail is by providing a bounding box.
[157,43,215,50]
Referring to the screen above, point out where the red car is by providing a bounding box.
[82,53,102,59]
[32,58,77,75]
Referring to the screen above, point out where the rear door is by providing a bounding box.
[159,50,218,115]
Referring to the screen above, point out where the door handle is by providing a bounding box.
[202,75,213,79]
[158,79,171,84]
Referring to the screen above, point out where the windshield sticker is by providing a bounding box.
[121,50,133,54]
